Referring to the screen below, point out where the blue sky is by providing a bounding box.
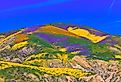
[0,0,121,35]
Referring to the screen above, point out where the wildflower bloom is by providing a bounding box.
[0,29,25,44]
[59,48,67,52]
[15,34,28,43]
[25,53,47,61]
[0,61,91,78]
[11,41,28,50]
[115,55,121,59]
[67,27,109,43]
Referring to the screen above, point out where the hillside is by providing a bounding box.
[0,23,121,82]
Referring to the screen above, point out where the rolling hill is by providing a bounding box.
[0,23,121,82]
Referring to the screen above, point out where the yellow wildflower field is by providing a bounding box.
[11,41,28,50]
[0,61,91,78]
[68,27,109,43]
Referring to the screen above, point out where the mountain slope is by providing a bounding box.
[0,24,121,82]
